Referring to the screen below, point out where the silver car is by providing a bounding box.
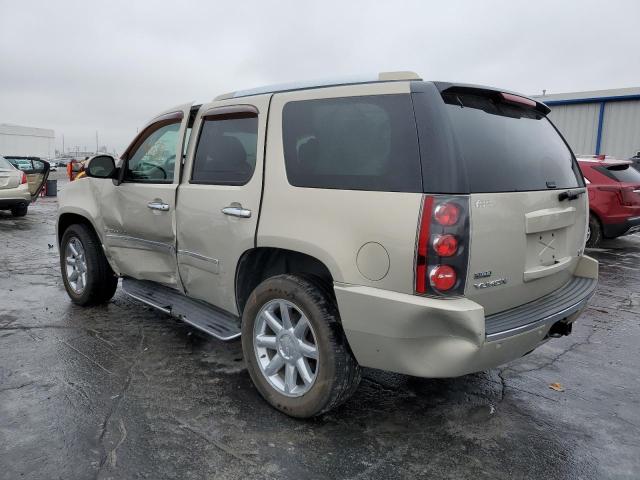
[0,156,49,216]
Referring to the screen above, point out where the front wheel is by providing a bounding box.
[241,274,361,418]
[60,224,118,306]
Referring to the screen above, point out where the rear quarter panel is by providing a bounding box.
[258,82,422,293]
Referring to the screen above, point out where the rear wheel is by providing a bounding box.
[10,204,28,217]
[60,224,118,306]
[241,274,361,418]
[586,214,602,248]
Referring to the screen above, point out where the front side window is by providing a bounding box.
[282,95,422,192]
[191,114,258,185]
[125,121,180,183]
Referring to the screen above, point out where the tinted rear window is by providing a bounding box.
[192,115,258,185]
[282,95,422,192]
[597,164,640,183]
[440,91,581,192]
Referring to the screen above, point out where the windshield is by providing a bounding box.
[441,91,581,193]
[0,156,14,170]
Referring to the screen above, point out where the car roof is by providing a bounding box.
[214,71,421,100]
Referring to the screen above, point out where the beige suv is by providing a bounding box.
[57,72,598,417]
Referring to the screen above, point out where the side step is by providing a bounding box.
[122,278,241,341]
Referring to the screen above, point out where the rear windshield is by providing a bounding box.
[597,164,640,183]
[0,156,13,170]
[440,91,581,193]
[282,94,422,192]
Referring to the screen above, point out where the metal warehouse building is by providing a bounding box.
[0,124,55,159]
[535,87,640,159]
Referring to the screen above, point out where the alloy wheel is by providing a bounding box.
[65,237,87,294]
[253,299,319,397]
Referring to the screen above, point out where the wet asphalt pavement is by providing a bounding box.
[1,182,639,480]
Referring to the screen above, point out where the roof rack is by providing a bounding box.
[214,71,421,101]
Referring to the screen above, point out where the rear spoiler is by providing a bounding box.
[432,82,551,115]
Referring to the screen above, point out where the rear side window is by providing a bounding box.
[596,164,640,183]
[282,95,422,192]
[440,91,581,193]
[191,114,258,185]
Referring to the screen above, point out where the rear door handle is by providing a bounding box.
[221,205,251,218]
[147,201,170,211]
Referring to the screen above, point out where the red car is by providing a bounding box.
[578,156,640,247]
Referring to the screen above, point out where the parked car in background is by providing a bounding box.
[0,155,49,216]
[630,151,640,171]
[578,156,640,246]
[57,73,598,417]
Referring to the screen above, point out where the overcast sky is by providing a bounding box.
[1,0,639,155]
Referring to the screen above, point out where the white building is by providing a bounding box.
[0,124,55,159]
[535,87,640,159]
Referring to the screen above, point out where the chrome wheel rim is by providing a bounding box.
[253,299,319,397]
[65,237,87,294]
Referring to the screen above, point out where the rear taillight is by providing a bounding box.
[598,185,639,206]
[433,234,458,257]
[621,186,639,206]
[430,265,456,291]
[20,172,27,184]
[434,203,460,226]
[415,195,470,296]
[415,196,433,294]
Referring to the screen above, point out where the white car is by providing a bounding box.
[0,156,49,216]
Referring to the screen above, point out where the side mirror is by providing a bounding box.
[86,155,117,179]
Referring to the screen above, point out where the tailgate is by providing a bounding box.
[466,190,587,315]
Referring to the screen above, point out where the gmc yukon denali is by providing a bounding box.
[57,72,598,417]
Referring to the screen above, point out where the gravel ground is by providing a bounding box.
[1,183,639,479]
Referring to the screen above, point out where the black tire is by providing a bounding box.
[60,223,118,306]
[10,204,28,217]
[241,274,361,418]
[586,213,603,248]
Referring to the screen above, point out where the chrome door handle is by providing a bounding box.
[221,205,251,218]
[147,201,170,211]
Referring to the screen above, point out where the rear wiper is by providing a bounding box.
[558,188,586,201]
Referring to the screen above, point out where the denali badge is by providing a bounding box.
[474,278,507,289]
[473,271,492,279]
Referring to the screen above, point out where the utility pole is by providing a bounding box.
[96,131,99,153]
[62,134,65,154]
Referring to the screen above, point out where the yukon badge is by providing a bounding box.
[474,278,508,289]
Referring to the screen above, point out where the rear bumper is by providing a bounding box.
[603,216,640,238]
[0,185,31,209]
[0,198,30,209]
[334,255,598,378]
